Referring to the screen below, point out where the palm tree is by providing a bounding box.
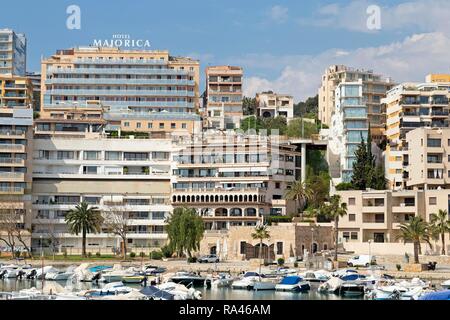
[285,180,313,216]
[320,195,347,262]
[251,223,270,275]
[65,202,104,257]
[430,209,450,255]
[396,216,432,264]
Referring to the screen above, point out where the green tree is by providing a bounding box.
[240,116,263,132]
[320,195,348,261]
[396,216,433,264]
[242,97,257,115]
[305,171,330,210]
[430,209,450,255]
[251,223,270,274]
[65,202,103,257]
[294,95,318,118]
[165,207,204,258]
[285,180,313,215]
[285,118,319,138]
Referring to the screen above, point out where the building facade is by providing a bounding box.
[40,47,201,135]
[255,92,294,121]
[31,135,173,254]
[384,78,450,190]
[0,29,26,76]
[318,65,393,143]
[26,72,41,112]
[204,66,243,130]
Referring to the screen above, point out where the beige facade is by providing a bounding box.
[199,223,333,261]
[338,189,450,255]
[255,92,294,121]
[205,66,243,130]
[384,80,450,190]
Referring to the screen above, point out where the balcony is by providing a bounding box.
[0,130,26,138]
[0,186,24,195]
[47,89,196,97]
[0,144,25,153]
[0,158,25,166]
[392,204,416,213]
[47,67,194,76]
[0,172,25,181]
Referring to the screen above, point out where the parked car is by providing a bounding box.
[347,255,376,267]
[198,254,219,263]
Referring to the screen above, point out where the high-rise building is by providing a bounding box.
[0,75,34,251]
[26,72,41,112]
[205,66,243,130]
[0,29,26,76]
[255,92,294,121]
[318,65,393,143]
[41,47,201,136]
[383,76,450,190]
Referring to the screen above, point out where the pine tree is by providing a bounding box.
[351,135,368,190]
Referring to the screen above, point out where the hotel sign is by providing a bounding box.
[93,34,151,49]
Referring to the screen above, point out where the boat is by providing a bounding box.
[231,272,261,290]
[80,282,133,298]
[122,275,147,284]
[210,273,234,288]
[338,282,366,297]
[168,272,208,288]
[142,265,167,276]
[34,266,58,280]
[140,286,175,300]
[88,265,112,273]
[45,266,76,281]
[275,276,310,292]
[318,277,344,294]
[100,266,141,283]
[157,281,202,300]
[419,290,450,300]
[253,279,277,291]
[302,270,330,283]
[367,278,431,300]
[441,280,450,290]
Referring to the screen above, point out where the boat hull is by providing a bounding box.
[275,283,310,292]
[253,281,276,291]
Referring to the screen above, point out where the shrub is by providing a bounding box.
[139,252,145,258]
[294,262,298,268]
[150,251,163,260]
[87,252,92,258]
[161,245,173,258]
[63,250,68,258]
[396,264,401,271]
[129,252,136,258]
[335,182,354,191]
[95,252,101,258]
[187,256,197,263]
[277,258,285,266]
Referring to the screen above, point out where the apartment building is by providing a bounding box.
[170,132,300,234]
[0,75,34,250]
[0,29,26,76]
[337,188,450,255]
[318,65,393,143]
[255,92,294,121]
[31,135,173,254]
[26,72,41,112]
[405,127,450,189]
[328,81,369,183]
[204,66,243,130]
[40,47,201,135]
[384,78,450,189]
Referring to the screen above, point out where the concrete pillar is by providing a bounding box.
[301,143,306,183]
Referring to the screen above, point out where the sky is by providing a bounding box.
[1,0,450,102]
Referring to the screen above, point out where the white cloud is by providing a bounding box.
[243,32,450,101]
[306,0,450,33]
[268,5,289,23]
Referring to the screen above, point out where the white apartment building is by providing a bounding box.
[31,135,173,254]
[255,92,294,121]
[170,132,300,235]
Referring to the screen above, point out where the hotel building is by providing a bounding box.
[318,65,393,143]
[383,77,450,190]
[0,75,34,249]
[40,47,201,136]
[0,29,26,76]
[204,66,243,130]
[170,132,301,234]
[255,92,294,121]
[31,134,173,254]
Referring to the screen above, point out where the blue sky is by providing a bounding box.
[1,0,450,101]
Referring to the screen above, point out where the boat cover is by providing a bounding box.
[419,290,450,300]
[280,276,301,285]
[140,286,175,300]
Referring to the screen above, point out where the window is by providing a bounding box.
[105,151,121,160]
[124,122,130,127]
[57,151,75,160]
[171,123,176,129]
[375,214,385,223]
[343,232,350,240]
[83,166,98,174]
[429,197,437,205]
[349,214,356,221]
[275,182,281,189]
[276,242,283,255]
[182,123,187,129]
[348,197,356,205]
[136,122,141,128]
[240,241,246,254]
[159,123,164,129]
[148,123,153,129]
[83,151,100,160]
[350,232,358,240]
[427,138,441,147]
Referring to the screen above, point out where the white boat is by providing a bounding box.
[157,281,202,300]
[441,280,450,290]
[100,266,140,283]
[231,272,261,290]
[302,270,330,283]
[318,277,344,293]
[253,279,277,291]
[276,276,311,292]
[168,272,208,288]
[35,266,59,280]
[339,282,366,296]
[368,278,430,300]
[79,282,133,298]
[45,266,76,281]
[1,264,33,279]
[210,273,234,288]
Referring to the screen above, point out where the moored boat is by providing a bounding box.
[275,276,310,292]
